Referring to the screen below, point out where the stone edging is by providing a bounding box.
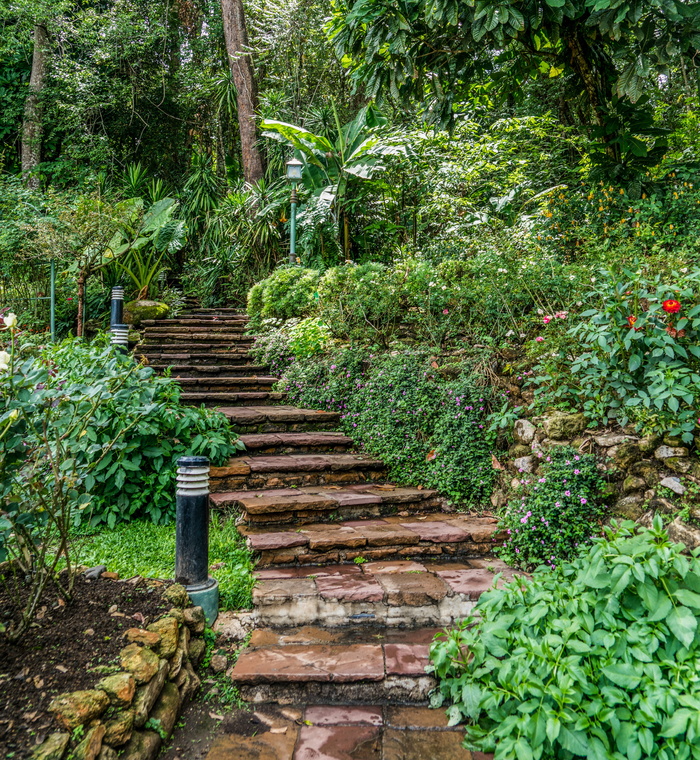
[32,584,206,760]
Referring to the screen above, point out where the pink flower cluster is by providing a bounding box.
[542,311,569,324]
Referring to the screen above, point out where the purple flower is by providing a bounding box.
[580,498,587,504]
[565,490,571,496]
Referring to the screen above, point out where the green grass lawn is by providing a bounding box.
[71,517,254,610]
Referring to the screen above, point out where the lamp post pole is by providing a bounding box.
[286,158,303,266]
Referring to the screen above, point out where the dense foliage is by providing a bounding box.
[431,518,700,760]
[498,447,607,569]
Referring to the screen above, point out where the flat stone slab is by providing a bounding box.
[253,579,317,603]
[362,561,428,575]
[362,524,421,547]
[222,406,341,424]
[382,728,472,760]
[304,705,383,727]
[434,568,502,598]
[399,521,470,543]
[384,643,430,676]
[245,454,384,473]
[230,645,385,684]
[385,706,451,729]
[302,527,367,550]
[376,572,449,606]
[315,575,384,603]
[240,432,353,449]
[295,725,381,760]
[248,532,309,551]
[239,493,338,515]
[256,565,362,580]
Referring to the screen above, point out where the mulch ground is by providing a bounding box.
[0,571,171,758]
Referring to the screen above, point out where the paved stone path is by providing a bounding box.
[141,310,506,759]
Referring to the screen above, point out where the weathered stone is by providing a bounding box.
[383,727,472,759]
[125,629,161,647]
[613,442,642,469]
[385,643,430,676]
[169,624,190,680]
[147,616,179,659]
[660,476,686,495]
[148,682,180,740]
[541,438,571,449]
[120,644,160,684]
[182,606,206,634]
[668,518,700,550]
[594,433,632,447]
[614,494,645,520]
[628,461,660,486]
[103,709,134,747]
[124,300,169,327]
[210,654,228,673]
[97,747,118,760]
[639,435,661,454]
[543,411,586,440]
[162,583,190,608]
[213,610,256,642]
[663,434,684,447]
[73,724,105,760]
[96,673,135,708]
[133,659,168,728]
[167,607,185,624]
[116,730,161,760]
[48,690,110,730]
[513,455,536,473]
[513,419,536,445]
[248,531,309,551]
[508,444,531,459]
[188,638,206,666]
[622,475,646,494]
[376,573,449,606]
[31,732,70,760]
[655,445,689,460]
[174,655,201,704]
[649,497,678,514]
[666,457,692,474]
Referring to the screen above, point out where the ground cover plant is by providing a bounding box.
[430,518,700,760]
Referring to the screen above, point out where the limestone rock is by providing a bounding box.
[120,644,160,684]
[97,747,118,760]
[183,606,206,635]
[148,682,181,739]
[168,625,190,680]
[210,654,228,673]
[213,610,256,642]
[543,412,586,440]
[125,629,161,647]
[163,584,190,608]
[73,724,105,760]
[508,443,531,459]
[663,434,684,447]
[668,518,700,550]
[103,709,134,747]
[594,433,632,447]
[133,659,168,728]
[513,419,536,445]
[48,690,109,730]
[649,497,678,514]
[513,455,536,474]
[628,461,659,486]
[167,607,185,624]
[660,476,686,495]
[614,494,645,520]
[541,438,570,449]
[31,732,70,760]
[639,435,661,454]
[622,475,646,493]
[666,457,692,474]
[116,730,161,760]
[147,616,179,659]
[188,637,206,666]
[175,655,201,704]
[96,673,135,708]
[123,300,169,327]
[613,441,641,470]
[655,445,689,460]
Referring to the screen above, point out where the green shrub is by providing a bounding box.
[247,266,320,328]
[287,317,331,358]
[280,349,494,504]
[497,447,607,569]
[430,518,700,760]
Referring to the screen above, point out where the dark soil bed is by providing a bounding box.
[0,572,171,758]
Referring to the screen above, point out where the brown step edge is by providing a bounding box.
[210,484,441,525]
[174,376,277,389]
[204,702,488,760]
[149,364,270,375]
[180,391,287,407]
[139,354,256,366]
[139,344,254,353]
[141,318,249,326]
[239,513,505,567]
[251,558,521,628]
[218,405,340,434]
[143,325,250,332]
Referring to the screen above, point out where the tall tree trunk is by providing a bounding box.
[220,0,265,185]
[21,24,48,189]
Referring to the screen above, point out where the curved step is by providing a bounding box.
[180,391,286,406]
[219,405,340,433]
[237,431,354,455]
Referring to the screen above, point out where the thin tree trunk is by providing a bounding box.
[220,0,265,185]
[76,272,86,338]
[21,24,48,189]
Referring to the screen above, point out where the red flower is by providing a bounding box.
[627,315,638,327]
[663,299,681,314]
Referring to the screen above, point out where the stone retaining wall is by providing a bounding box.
[493,410,700,548]
[33,584,206,760]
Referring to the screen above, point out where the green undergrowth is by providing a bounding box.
[71,518,254,610]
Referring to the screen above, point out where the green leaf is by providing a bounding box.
[601,663,642,689]
[666,605,698,648]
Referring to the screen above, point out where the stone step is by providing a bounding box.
[185,308,247,315]
[139,343,253,354]
[218,405,341,434]
[140,353,256,366]
[210,453,387,492]
[150,363,270,376]
[141,318,249,327]
[139,333,254,344]
[205,703,481,760]
[174,376,277,393]
[210,483,440,526]
[252,558,517,628]
[180,391,286,407]
[240,513,504,567]
[229,626,439,705]
[238,431,354,455]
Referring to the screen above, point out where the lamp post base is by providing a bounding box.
[186,577,219,626]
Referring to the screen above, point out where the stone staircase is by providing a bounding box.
[139,308,504,760]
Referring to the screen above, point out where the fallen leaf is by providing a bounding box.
[36,606,47,621]
[270,727,288,734]
[84,629,95,636]
[108,605,118,614]
[208,712,224,721]
[32,677,44,688]
[431,361,439,369]
[426,449,437,462]
[131,612,145,625]
[491,454,504,471]
[55,665,68,673]
[56,598,65,608]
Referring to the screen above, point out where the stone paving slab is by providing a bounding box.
[384,644,430,676]
[248,627,446,648]
[304,705,383,726]
[294,725,381,760]
[256,564,362,580]
[315,574,385,602]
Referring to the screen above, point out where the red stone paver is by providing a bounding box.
[362,561,427,575]
[256,565,362,580]
[384,644,430,676]
[385,706,450,729]
[248,532,309,551]
[382,728,471,760]
[447,517,501,542]
[434,568,501,599]
[303,527,366,550]
[376,572,449,606]
[399,521,470,543]
[230,645,385,683]
[315,575,384,602]
[294,725,381,760]
[362,524,421,547]
[253,579,317,603]
[304,705,383,726]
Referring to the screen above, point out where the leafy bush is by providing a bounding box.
[287,317,331,358]
[280,349,494,504]
[247,266,320,328]
[2,334,242,528]
[430,518,700,760]
[497,447,607,569]
[533,265,700,441]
